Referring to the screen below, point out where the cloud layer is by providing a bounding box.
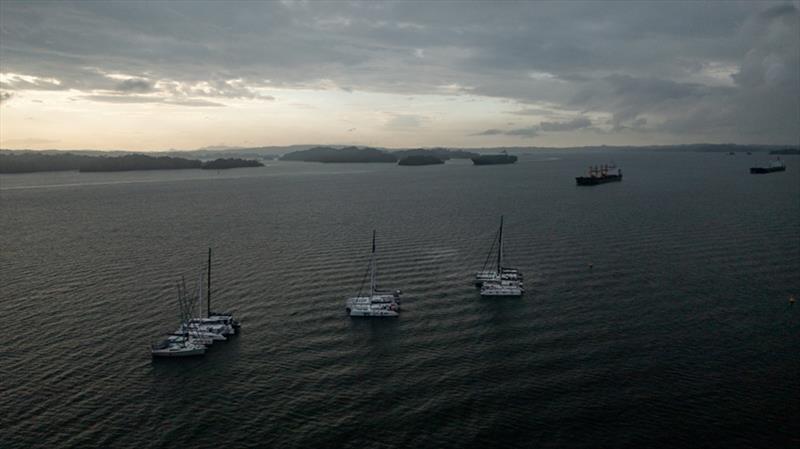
[1,1,798,146]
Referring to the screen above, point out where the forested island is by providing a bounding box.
[0,152,97,173]
[393,148,478,160]
[398,155,445,166]
[201,158,264,170]
[0,152,262,173]
[279,146,479,163]
[79,154,201,172]
[280,146,397,163]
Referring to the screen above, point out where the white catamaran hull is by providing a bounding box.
[152,347,206,357]
[480,285,524,297]
[151,341,207,357]
[348,305,399,317]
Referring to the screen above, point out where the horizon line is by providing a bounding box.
[2,142,798,153]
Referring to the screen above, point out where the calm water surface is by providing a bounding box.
[1,151,798,448]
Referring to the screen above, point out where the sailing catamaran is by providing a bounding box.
[474,216,524,297]
[201,248,241,332]
[346,231,402,317]
[151,249,240,358]
[151,278,208,357]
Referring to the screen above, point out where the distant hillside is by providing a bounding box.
[166,145,319,160]
[0,152,202,173]
[280,146,398,163]
[0,152,96,173]
[392,148,478,160]
[398,155,445,166]
[769,148,800,155]
[636,143,795,153]
[201,158,264,169]
[78,154,201,172]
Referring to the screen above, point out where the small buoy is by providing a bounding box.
[588,263,593,269]
[790,295,796,305]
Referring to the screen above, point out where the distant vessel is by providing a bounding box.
[474,216,524,297]
[471,151,518,165]
[575,164,622,185]
[346,231,402,317]
[750,158,786,174]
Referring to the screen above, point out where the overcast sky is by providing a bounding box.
[1,1,798,150]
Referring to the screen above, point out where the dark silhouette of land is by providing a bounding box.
[0,152,96,173]
[0,152,262,173]
[770,148,800,155]
[79,154,201,172]
[2,143,798,173]
[398,155,445,166]
[279,146,397,163]
[280,147,479,163]
[201,158,264,170]
[393,148,478,160]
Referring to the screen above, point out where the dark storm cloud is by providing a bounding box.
[473,126,540,138]
[539,117,592,132]
[760,3,798,19]
[473,129,504,136]
[506,127,540,138]
[473,115,592,138]
[1,1,797,143]
[114,78,154,93]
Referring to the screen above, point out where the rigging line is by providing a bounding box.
[481,227,500,272]
[355,262,370,298]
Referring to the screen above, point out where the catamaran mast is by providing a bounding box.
[207,247,211,318]
[497,216,504,271]
[370,230,376,297]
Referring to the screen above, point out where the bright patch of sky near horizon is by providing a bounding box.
[0,1,798,150]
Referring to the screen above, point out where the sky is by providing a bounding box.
[0,0,798,150]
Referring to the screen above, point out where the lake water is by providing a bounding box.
[1,150,798,448]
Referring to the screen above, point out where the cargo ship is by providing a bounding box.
[471,151,518,165]
[750,158,786,174]
[575,164,622,185]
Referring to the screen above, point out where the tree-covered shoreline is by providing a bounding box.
[0,152,263,173]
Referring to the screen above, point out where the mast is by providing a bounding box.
[207,247,211,318]
[197,270,204,320]
[497,215,504,271]
[369,230,376,297]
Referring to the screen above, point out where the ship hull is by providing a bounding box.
[750,166,786,174]
[471,155,518,165]
[575,174,622,185]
